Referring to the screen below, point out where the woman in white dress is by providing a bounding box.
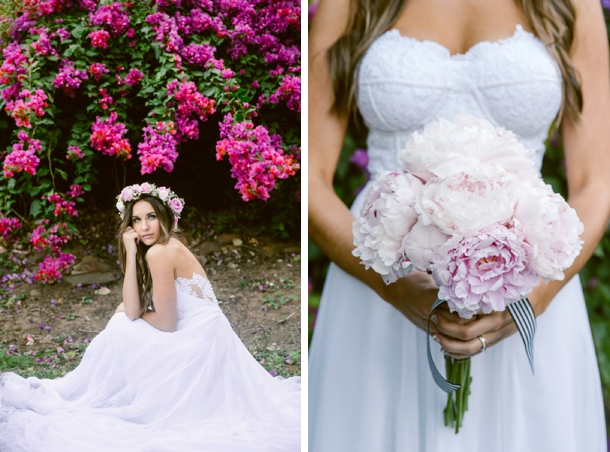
[0,184,300,452]
[309,0,610,450]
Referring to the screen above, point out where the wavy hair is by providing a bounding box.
[328,0,582,124]
[117,194,184,313]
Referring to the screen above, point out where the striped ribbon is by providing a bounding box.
[426,297,536,393]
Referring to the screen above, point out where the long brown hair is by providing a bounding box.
[328,0,582,124]
[117,194,184,313]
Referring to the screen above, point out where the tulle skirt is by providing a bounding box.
[0,294,300,451]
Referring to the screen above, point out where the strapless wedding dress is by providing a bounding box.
[309,25,606,451]
[0,273,300,451]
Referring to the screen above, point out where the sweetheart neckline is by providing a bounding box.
[383,24,539,59]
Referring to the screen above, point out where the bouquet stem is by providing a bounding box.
[443,356,472,433]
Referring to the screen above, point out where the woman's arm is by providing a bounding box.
[122,227,145,320]
[140,244,177,332]
[309,0,444,331]
[435,0,610,357]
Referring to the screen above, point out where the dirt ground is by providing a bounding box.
[0,220,301,377]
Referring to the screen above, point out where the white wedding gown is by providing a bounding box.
[309,25,606,451]
[0,273,300,451]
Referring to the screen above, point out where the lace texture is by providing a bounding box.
[357,24,562,176]
[175,272,217,304]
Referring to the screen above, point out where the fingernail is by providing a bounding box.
[432,334,440,343]
[431,315,438,325]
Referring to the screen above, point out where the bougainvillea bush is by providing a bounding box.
[0,0,300,284]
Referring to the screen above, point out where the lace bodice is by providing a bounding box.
[175,273,218,305]
[357,25,562,176]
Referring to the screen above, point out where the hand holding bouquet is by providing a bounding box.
[352,114,584,432]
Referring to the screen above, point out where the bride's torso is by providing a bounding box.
[357,25,562,176]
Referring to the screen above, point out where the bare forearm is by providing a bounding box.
[141,311,175,332]
[309,178,388,297]
[122,253,143,320]
[532,180,610,314]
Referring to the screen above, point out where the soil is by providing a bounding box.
[0,224,301,377]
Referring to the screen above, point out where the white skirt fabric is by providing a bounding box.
[309,203,606,452]
[0,277,300,452]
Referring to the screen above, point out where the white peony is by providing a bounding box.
[513,178,584,281]
[352,172,424,284]
[399,113,536,182]
[157,187,170,201]
[116,200,125,213]
[415,171,523,236]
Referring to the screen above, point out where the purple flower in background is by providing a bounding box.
[308,2,318,22]
[349,148,371,182]
[602,0,610,9]
[268,369,278,377]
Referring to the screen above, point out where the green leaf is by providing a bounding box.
[29,199,41,217]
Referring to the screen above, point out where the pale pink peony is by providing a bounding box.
[140,182,151,194]
[167,197,183,215]
[352,172,424,284]
[402,220,450,271]
[513,179,584,281]
[399,113,535,182]
[120,187,134,202]
[415,171,523,236]
[157,187,169,201]
[433,223,539,319]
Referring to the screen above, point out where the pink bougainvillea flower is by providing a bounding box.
[88,29,110,48]
[66,145,85,160]
[90,112,132,160]
[215,114,299,202]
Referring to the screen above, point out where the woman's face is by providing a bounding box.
[131,200,161,246]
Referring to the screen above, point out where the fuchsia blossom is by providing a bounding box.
[181,43,216,65]
[89,2,131,35]
[56,28,70,41]
[268,75,300,112]
[216,115,299,202]
[53,60,88,97]
[68,184,85,198]
[125,68,144,85]
[30,220,71,252]
[88,62,109,80]
[44,192,78,217]
[30,29,58,56]
[5,88,48,128]
[0,216,21,240]
[98,88,116,110]
[66,145,85,160]
[137,121,179,174]
[3,130,41,178]
[88,29,110,48]
[167,80,216,141]
[35,252,76,283]
[0,43,27,85]
[90,112,132,160]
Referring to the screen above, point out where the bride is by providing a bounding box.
[309,0,609,450]
[0,183,301,451]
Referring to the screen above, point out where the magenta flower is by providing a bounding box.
[137,121,179,174]
[66,145,85,160]
[125,68,144,85]
[3,131,42,178]
[88,62,109,80]
[90,112,132,160]
[53,60,88,97]
[88,30,110,48]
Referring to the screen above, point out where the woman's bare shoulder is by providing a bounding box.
[146,238,184,261]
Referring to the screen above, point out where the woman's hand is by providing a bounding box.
[432,309,517,358]
[378,272,439,331]
[122,226,139,255]
[115,302,125,314]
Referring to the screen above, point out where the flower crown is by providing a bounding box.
[116,183,185,229]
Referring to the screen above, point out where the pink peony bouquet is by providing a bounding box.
[352,113,584,431]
